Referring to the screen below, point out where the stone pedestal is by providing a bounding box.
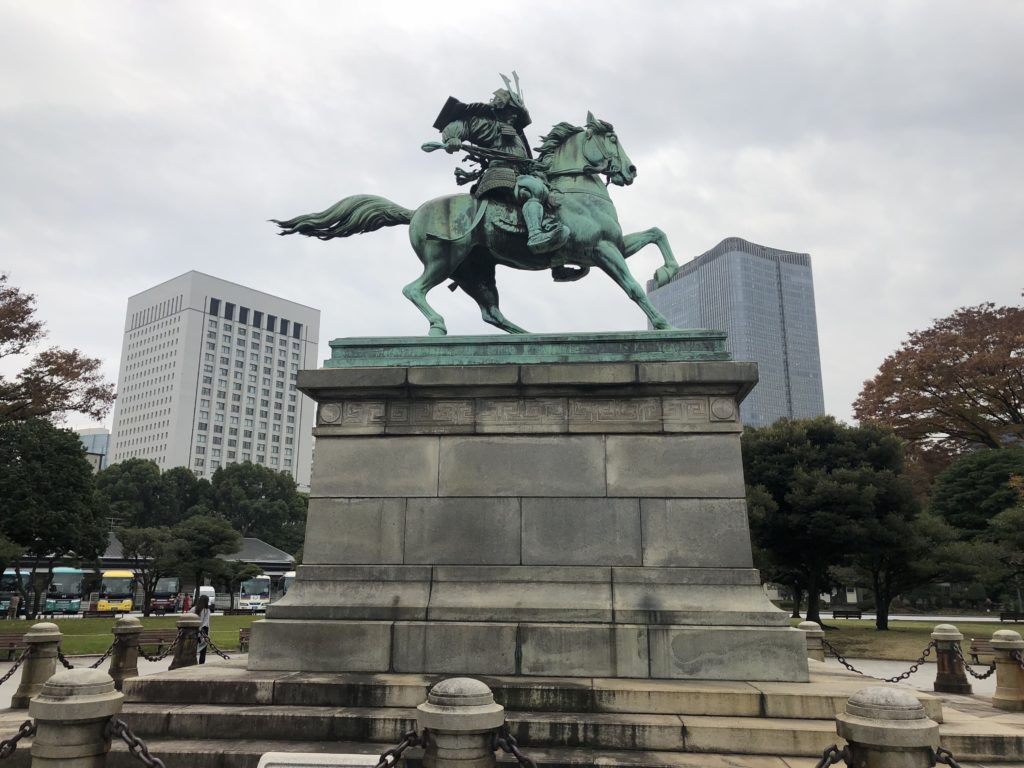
[249,331,808,681]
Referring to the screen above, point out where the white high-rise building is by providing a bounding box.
[109,271,320,489]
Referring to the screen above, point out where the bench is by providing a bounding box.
[81,609,124,619]
[831,608,863,619]
[136,629,180,655]
[0,632,27,660]
[999,611,1024,622]
[969,638,995,665]
[239,628,251,652]
[221,608,265,616]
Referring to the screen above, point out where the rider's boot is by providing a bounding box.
[522,199,569,254]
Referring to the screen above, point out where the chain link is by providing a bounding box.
[138,631,182,663]
[932,746,964,768]
[952,643,997,680]
[106,717,167,768]
[374,728,424,768]
[1012,650,1024,672]
[56,647,75,669]
[88,639,119,669]
[203,635,232,660]
[493,725,538,768]
[812,744,850,768]
[0,648,30,687]
[0,719,35,761]
[821,638,936,683]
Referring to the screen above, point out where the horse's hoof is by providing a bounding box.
[653,266,678,288]
[427,325,448,337]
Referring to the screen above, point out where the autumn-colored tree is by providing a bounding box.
[0,274,115,423]
[854,300,1024,458]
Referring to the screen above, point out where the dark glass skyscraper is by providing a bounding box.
[647,237,825,427]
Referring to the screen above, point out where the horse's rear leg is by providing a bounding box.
[622,227,680,287]
[593,241,673,330]
[459,278,529,334]
[403,241,457,336]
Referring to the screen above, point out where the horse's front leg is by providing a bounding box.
[592,241,673,330]
[622,227,679,287]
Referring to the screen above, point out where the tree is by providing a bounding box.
[854,300,1024,457]
[116,527,180,617]
[0,534,23,574]
[96,459,169,529]
[928,448,1024,537]
[163,466,211,526]
[172,516,241,598]
[209,463,307,554]
[0,418,108,617]
[0,275,115,423]
[743,417,921,627]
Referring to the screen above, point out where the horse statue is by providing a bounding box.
[273,113,681,336]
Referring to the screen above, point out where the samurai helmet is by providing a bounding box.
[491,71,531,129]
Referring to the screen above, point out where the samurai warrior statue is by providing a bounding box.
[430,72,570,254]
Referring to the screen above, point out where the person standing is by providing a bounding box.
[194,594,211,664]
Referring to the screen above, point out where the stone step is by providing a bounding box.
[113,702,873,757]
[120,664,944,722]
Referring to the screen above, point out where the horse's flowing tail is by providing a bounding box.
[272,194,414,240]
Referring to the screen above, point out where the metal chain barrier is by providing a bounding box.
[952,643,996,680]
[932,746,964,768]
[821,638,936,683]
[138,631,182,663]
[0,719,35,761]
[812,744,850,768]
[88,638,119,669]
[1012,649,1024,671]
[493,725,539,768]
[373,728,424,768]
[0,648,30,686]
[57,647,76,669]
[203,635,232,660]
[106,717,167,768]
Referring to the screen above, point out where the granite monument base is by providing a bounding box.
[249,331,809,682]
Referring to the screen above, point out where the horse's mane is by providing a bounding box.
[535,123,583,160]
[535,116,617,161]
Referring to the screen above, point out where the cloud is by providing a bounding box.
[1,0,1021,431]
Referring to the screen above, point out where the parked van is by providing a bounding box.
[197,586,217,611]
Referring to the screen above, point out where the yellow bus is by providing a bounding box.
[96,569,135,612]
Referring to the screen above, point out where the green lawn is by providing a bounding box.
[790,618,1022,660]
[15,615,261,656]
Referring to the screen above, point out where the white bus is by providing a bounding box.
[238,574,271,612]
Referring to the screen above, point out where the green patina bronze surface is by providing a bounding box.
[324,330,728,368]
[274,72,682,337]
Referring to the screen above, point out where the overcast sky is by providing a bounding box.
[3,1,1021,432]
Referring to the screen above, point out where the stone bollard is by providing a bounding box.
[931,623,971,695]
[108,615,143,691]
[417,678,506,768]
[990,629,1024,711]
[11,622,62,709]
[836,687,939,768]
[29,668,124,767]
[169,613,200,670]
[798,620,825,662]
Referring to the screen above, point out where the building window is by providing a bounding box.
[209,298,221,315]
[224,302,235,321]
[252,310,263,328]
[239,307,249,324]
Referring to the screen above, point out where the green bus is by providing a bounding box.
[45,567,86,614]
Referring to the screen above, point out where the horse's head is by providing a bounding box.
[582,112,636,186]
